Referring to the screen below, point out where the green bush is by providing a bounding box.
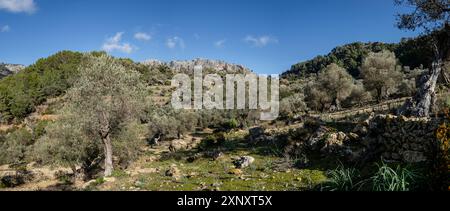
[198,133,226,150]
[221,118,239,131]
[0,128,33,165]
[33,120,50,139]
[113,121,147,168]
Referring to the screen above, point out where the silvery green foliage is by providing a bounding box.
[361,50,403,101]
[33,55,148,171]
[304,63,355,111]
[280,93,308,118]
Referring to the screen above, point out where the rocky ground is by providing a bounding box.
[0,128,328,191]
[0,99,447,191]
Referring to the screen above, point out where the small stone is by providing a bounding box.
[228,169,243,175]
[233,156,255,169]
[165,164,181,180]
[402,151,427,163]
[103,177,116,183]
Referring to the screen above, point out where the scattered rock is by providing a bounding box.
[321,132,349,154]
[165,164,181,180]
[307,126,333,149]
[401,151,427,163]
[233,156,255,169]
[204,150,224,161]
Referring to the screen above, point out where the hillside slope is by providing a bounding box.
[282,35,434,79]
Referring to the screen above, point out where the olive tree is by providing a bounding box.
[361,51,403,102]
[305,64,354,111]
[343,81,373,107]
[316,63,355,110]
[304,81,333,112]
[35,55,147,177]
[280,93,308,118]
[395,0,449,116]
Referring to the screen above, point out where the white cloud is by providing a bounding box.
[244,35,278,47]
[1,25,10,32]
[102,32,135,54]
[214,39,226,48]
[166,36,185,49]
[0,0,37,14]
[134,32,151,41]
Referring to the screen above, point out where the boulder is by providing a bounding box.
[320,132,349,154]
[165,164,181,180]
[307,126,333,149]
[233,156,255,169]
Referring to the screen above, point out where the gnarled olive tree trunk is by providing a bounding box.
[102,133,113,177]
[100,111,113,177]
[399,25,450,117]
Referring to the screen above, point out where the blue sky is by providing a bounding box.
[0,0,420,74]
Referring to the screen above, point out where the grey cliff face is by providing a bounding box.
[0,63,25,79]
[141,58,252,75]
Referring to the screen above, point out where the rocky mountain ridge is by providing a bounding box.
[141,58,252,74]
[0,63,25,79]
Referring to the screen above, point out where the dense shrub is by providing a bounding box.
[0,51,84,122]
[148,107,198,141]
[280,93,308,118]
[342,81,372,107]
[0,128,33,165]
[198,133,226,150]
[112,121,147,169]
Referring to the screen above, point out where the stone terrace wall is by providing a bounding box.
[363,115,442,163]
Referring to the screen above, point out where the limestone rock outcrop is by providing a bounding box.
[0,63,24,79]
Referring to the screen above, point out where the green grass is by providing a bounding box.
[370,163,420,191]
[106,150,327,191]
[321,163,423,191]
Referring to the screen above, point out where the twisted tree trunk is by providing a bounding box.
[99,111,113,177]
[399,25,450,117]
[103,133,113,177]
